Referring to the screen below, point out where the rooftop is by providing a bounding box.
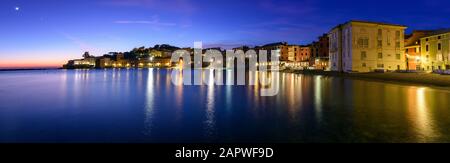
[349,20,407,27]
[330,20,407,32]
[425,28,450,37]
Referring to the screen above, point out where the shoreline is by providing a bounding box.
[282,69,450,87]
[3,67,450,87]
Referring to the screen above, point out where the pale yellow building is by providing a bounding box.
[328,20,407,72]
[287,45,300,62]
[419,29,450,71]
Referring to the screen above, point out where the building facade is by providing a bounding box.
[310,34,329,69]
[261,42,288,62]
[420,29,450,71]
[328,20,407,72]
[404,30,432,70]
[288,45,300,62]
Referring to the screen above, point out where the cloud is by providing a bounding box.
[114,20,176,26]
[114,15,178,31]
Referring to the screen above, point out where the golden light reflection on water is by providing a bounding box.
[314,76,323,122]
[407,87,437,142]
[47,69,450,142]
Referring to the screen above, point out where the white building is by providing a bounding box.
[328,20,407,72]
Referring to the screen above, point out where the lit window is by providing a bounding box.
[361,51,367,60]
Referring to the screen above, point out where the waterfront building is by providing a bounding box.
[328,20,407,72]
[137,57,173,68]
[260,42,288,61]
[404,30,433,70]
[299,46,311,67]
[288,45,300,62]
[419,29,450,71]
[97,57,112,68]
[112,53,129,68]
[64,52,97,68]
[310,34,329,70]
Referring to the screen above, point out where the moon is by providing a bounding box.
[15,7,20,11]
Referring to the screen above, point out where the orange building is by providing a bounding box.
[310,34,330,69]
[298,46,311,67]
[298,46,311,61]
[404,30,432,70]
[261,42,289,61]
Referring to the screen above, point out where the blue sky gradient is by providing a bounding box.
[1,0,450,67]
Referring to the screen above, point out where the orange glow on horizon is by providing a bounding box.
[0,60,65,69]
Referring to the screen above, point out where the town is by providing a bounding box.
[64,20,450,75]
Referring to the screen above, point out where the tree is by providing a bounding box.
[83,52,91,58]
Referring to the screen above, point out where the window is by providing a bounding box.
[364,38,369,48]
[426,38,429,42]
[387,31,391,45]
[396,31,400,40]
[396,54,401,60]
[426,45,429,52]
[377,40,382,47]
[378,53,383,59]
[438,43,442,50]
[361,51,367,60]
[362,63,367,67]
[438,54,443,61]
[377,64,384,68]
[438,36,441,39]
[396,42,400,48]
[358,37,369,48]
[378,29,382,37]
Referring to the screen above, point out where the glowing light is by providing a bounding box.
[178,60,184,70]
[15,7,20,11]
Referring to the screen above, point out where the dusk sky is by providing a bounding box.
[1,0,450,68]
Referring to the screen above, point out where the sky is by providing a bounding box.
[1,0,450,68]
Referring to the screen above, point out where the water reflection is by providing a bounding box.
[204,70,216,140]
[407,87,437,142]
[1,69,450,143]
[144,69,155,136]
[314,76,323,122]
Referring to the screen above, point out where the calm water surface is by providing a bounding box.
[0,69,449,143]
